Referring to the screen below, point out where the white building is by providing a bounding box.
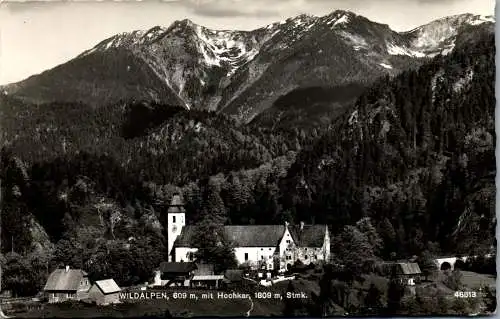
[166,194,331,272]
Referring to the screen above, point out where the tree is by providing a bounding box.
[386,277,405,315]
[443,269,463,291]
[50,237,85,269]
[313,264,344,316]
[192,216,237,274]
[3,252,39,297]
[417,250,438,281]
[356,217,383,255]
[333,225,377,276]
[364,283,384,314]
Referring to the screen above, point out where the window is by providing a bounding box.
[269,248,272,250]
[261,256,264,260]
[245,253,249,261]
[286,240,290,244]
[315,255,318,259]
[305,255,308,260]
[173,216,176,223]
[286,256,291,260]
[261,248,263,250]
[305,248,308,251]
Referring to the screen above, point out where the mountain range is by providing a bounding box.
[0,9,495,265]
[2,11,494,125]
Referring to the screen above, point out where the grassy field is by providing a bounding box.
[13,288,285,318]
[460,271,496,290]
[11,270,495,317]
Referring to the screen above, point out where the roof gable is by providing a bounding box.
[95,279,121,294]
[288,225,326,247]
[175,225,285,248]
[44,268,87,292]
[224,225,285,247]
[382,262,422,275]
[396,262,422,275]
[175,224,328,248]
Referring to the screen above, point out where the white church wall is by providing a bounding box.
[175,247,198,262]
[234,247,276,267]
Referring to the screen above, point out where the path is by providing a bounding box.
[245,296,254,317]
[0,308,10,318]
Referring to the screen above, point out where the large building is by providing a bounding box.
[166,194,331,272]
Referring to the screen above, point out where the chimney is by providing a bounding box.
[65,265,70,273]
[300,221,304,231]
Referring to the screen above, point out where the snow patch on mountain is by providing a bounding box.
[386,43,426,57]
[339,31,368,51]
[192,25,266,76]
[379,63,393,69]
[403,13,494,57]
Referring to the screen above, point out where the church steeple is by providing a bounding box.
[167,193,185,262]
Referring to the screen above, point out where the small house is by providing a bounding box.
[156,262,197,287]
[383,262,422,286]
[88,279,121,305]
[43,266,91,303]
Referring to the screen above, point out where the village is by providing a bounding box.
[0,195,495,317]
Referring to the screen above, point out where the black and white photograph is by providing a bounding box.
[0,0,496,317]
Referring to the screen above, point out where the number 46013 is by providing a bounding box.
[454,291,477,298]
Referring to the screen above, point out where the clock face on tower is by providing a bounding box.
[172,225,178,232]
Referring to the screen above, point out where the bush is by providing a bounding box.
[443,270,463,291]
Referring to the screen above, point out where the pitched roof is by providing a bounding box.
[175,225,286,248]
[94,279,121,295]
[159,262,197,273]
[396,262,422,275]
[289,225,327,247]
[44,268,88,292]
[192,275,224,281]
[168,194,185,214]
[382,262,422,275]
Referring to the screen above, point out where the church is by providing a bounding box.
[166,194,331,272]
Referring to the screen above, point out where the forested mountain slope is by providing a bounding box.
[280,31,495,257]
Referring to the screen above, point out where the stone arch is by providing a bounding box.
[440,261,451,271]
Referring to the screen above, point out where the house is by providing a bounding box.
[154,262,197,287]
[383,262,423,286]
[190,263,223,289]
[190,275,224,289]
[88,279,121,305]
[43,266,91,303]
[165,194,331,272]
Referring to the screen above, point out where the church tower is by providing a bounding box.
[167,193,186,262]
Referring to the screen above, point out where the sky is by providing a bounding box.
[0,0,495,85]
